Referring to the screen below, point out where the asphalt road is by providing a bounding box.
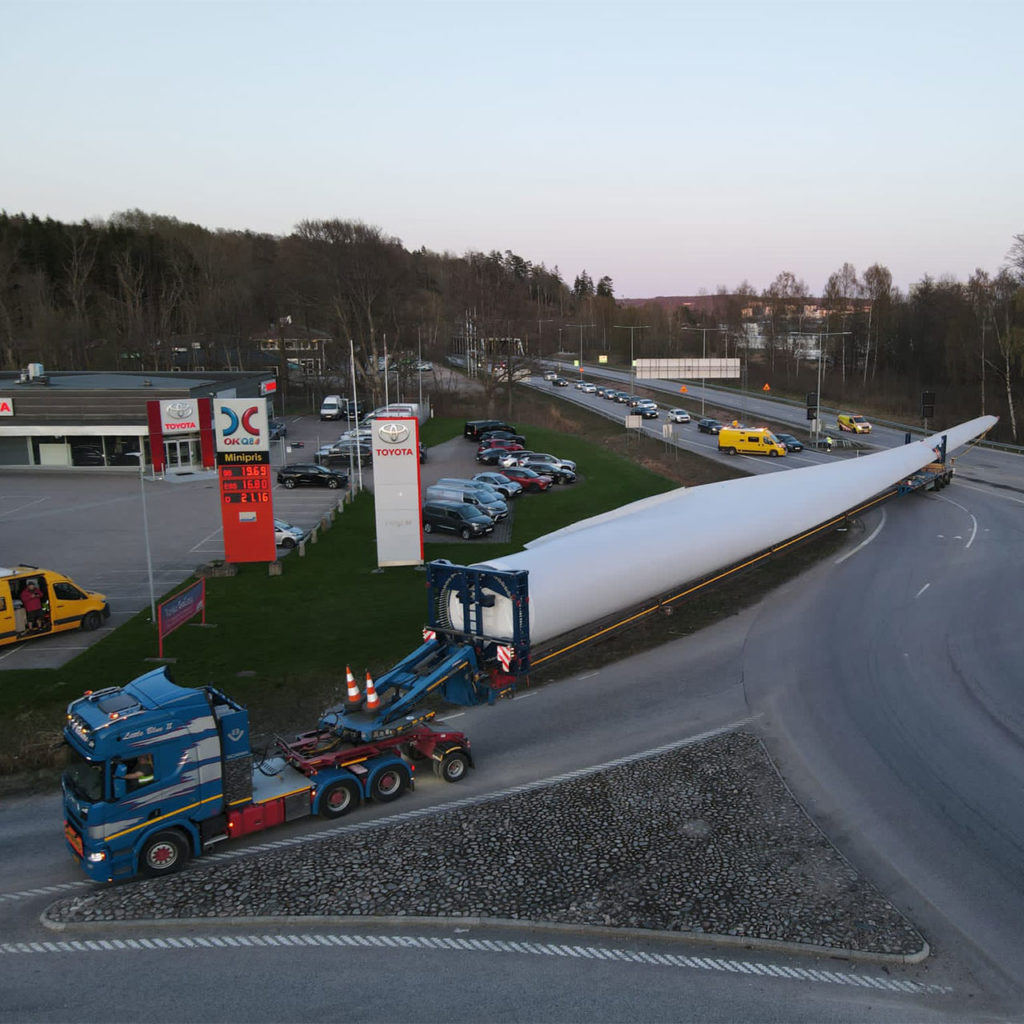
[1,388,1022,1020]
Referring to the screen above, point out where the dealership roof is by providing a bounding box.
[0,370,269,391]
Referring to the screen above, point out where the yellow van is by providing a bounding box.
[717,427,787,457]
[0,566,110,647]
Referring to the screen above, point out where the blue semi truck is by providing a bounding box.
[61,562,529,882]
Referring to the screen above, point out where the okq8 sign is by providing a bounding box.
[215,398,276,563]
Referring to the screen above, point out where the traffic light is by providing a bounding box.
[806,391,818,421]
[921,390,936,419]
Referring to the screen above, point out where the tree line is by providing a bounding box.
[0,210,1021,439]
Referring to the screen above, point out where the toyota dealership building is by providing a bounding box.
[0,366,274,472]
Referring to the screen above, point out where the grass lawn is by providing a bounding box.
[0,415,688,781]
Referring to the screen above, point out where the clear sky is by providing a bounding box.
[2,0,1021,298]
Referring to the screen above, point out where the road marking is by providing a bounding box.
[0,880,91,903]
[915,584,930,598]
[0,496,48,517]
[835,508,886,565]
[935,494,979,548]
[955,481,1024,506]
[0,930,953,993]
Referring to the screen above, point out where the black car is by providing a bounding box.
[464,419,516,441]
[775,432,804,452]
[478,429,527,446]
[277,464,349,489]
[520,458,576,484]
[422,500,494,539]
[268,419,288,440]
[551,377,569,387]
[419,442,427,463]
[638,405,659,419]
[697,418,723,434]
[476,446,521,465]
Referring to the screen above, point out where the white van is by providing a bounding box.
[319,395,343,421]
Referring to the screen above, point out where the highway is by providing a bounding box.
[1,387,1022,1020]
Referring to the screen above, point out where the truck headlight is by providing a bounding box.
[86,851,107,863]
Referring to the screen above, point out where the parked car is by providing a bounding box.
[424,486,507,522]
[478,430,527,446]
[513,451,576,473]
[837,413,872,434]
[551,377,569,387]
[317,441,371,467]
[472,472,523,499]
[697,418,724,434]
[520,459,576,484]
[666,408,691,423]
[419,442,427,463]
[435,479,511,513]
[268,419,288,440]
[775,432,804,452]
[477,445,526,465]
[499,465,553,492]
[464,419,516,441]
[277,464,349,489]
[422,500,495,539]
[415,360,433,372]
[274,519,309,549]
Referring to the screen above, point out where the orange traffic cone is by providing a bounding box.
[364,671,381,712]
[345,666,362,706]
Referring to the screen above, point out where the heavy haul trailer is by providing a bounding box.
[61,562,530,882]
[898,434,954,494]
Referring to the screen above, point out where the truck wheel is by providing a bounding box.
[433,750,470,783]
[140,830,189,877]
[370,765,409,803]
[320,779,360,818]
[81,611,102,631]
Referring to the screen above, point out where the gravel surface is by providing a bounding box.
[46,730,926,959]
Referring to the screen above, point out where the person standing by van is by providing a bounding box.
[20,579,44,632]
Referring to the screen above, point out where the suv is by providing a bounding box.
[277,464,349,489]
[422,500,494,539]
[464,419,516,441]
[513,451,576,473]
[667,408,691,423]
[472,472,523,499]
[520,458,576,484]
[477,430,526,446]
[697,418,723,434]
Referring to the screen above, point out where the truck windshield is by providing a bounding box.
[63,749,105,803]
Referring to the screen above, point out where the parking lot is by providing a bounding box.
[0,416,532,670]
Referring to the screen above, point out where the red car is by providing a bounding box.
[499,466,553,493]
[476,437,524,452]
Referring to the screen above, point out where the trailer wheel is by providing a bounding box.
[433,750,470,783]
[320,779,361,818]
[370,764,410,802]
[140,830,189,877]
[81,611,102,631]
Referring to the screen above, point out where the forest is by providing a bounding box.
[1,210,1021,442]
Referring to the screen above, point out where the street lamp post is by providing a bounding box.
[565,322,594,379]
[614,324,648,395]
[679,326,727,417]
[129,449,157,623]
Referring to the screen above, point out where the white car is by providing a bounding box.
[274,519,309,549]
[576,381,597,393]
[542,371,559,381]
[667,408,691,423]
